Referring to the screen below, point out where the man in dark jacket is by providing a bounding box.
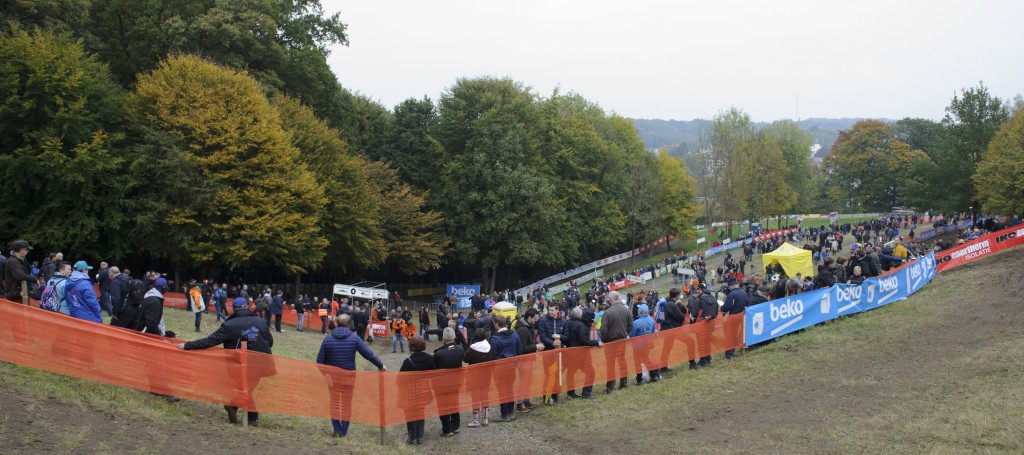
[352,305,369,341]
[720,278,747,360]
[179,297,275,426]
[107,267,138,328]
[316,313,386,437]
[814,260,837,289]
[432,328,465,437]
[514,308,544,412]
[489,315,522,421]
[537,303,568,404]
[565,307,600,399]
[96,261,112,316]
[687,286,718,368]
[4,240,38,302]
[133,284,166,335]
[600,291,633,393]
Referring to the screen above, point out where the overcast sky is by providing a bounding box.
[321,0,1023,122]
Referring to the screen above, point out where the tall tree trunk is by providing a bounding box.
[294,273,302,298]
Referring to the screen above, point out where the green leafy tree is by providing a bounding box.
[823,121,926,211]
[384,97,442,189]
[271,95,385,272]
[934,82,1009,212]
[974,109,1024,217]
[432,77,563,291]
[761,120,813,212]
[0,28,133,258]
[89,0,351,128]
[129,54,327,274]
[741,131,793,226]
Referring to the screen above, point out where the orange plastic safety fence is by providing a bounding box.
[0,298,742,426]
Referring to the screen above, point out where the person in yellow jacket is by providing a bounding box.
[188,279,206,333]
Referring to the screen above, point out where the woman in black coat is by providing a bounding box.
[565,307,600,399]
[400,336,436,444]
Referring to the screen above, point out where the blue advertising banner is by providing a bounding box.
[446,284,480,309]
[745,253,936,345]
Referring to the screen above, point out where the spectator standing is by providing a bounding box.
[316,314,386,437]
[4,240,38,303]
[187,279,206,332]
[600,291,632,393]
[96,261,111,316]
[270,290,284,333]
[462,328,494,427]
[489,315,522,421]
[178,296,274,426]
[720,278,747,360]
[399,337,435,445]
[433,328,465,437]
[65,261,103,323]
[44,261,72,315]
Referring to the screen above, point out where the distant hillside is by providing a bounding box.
[631,117,892,160]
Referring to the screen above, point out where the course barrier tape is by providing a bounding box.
[0,298,741,426]
[3,223,1017,427]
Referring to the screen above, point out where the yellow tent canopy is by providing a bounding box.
[762,242,814,278]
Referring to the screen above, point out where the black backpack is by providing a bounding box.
[126,279,147,307]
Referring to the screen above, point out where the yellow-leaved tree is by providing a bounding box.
[129,55,327,274]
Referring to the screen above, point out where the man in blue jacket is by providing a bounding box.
[64,261,103,323]
[629,304,660,384]
[720,278,747,360]
[489,315,522,422]
[316,313,387,437]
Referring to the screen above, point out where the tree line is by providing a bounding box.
[823,83,1024,217]
[0,3,697,291]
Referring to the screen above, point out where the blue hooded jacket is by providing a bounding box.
[317,327,384,371]
[65,271,102,323]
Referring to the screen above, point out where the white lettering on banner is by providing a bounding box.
[769,299,804,322]
[878,276,898,293]
[820,291,831,314]
[866,284,875,304]
[951,240,991,260]
[836,286,861,314]
[752,311,764,336]
[876,277,899,305]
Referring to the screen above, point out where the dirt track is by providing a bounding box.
[2,247,1022,454]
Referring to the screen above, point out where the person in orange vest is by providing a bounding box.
[330,298,340,317]
[187,279,206,333]
[390,313,407,353]
[318,298,331,335]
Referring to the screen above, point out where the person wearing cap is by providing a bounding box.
[179,296,274,426]
[63,261,103,323]
[720,278,747,360]
[4,240,39,302]
[628,303,660,385]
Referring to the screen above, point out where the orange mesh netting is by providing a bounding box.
[0,298,742,426]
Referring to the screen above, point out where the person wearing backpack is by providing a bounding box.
[213,283,228,322]
[41,261,72,315]
[108,267,143,328]
[687,285,718,368]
